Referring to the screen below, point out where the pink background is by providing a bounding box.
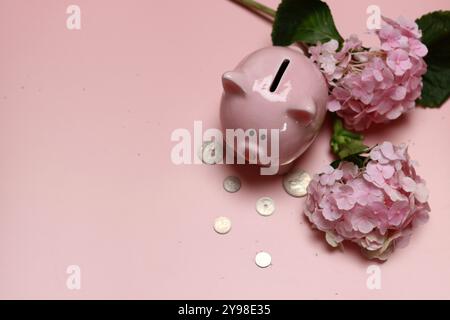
[1,0,450,299]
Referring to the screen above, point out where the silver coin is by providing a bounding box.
[223,176,241,193]
[255,251,272,268]
[200,140,223,165]
[256,197,275,216]
[213,216,232,234]
[282,169,311,197]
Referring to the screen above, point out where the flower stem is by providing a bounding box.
[232,0,276,17]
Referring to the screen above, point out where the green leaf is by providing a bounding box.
[330,118,368,160]
[330,154,367,169]
[271,0,343,46]
[416,10,450,108]
[329,118,370,168]
[419,65,450,107]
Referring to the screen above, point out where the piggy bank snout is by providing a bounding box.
[236,138,277,165]
[287,100,317,127]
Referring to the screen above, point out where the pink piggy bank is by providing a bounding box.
[220,46,328,174]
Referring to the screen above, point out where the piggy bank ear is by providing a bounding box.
[287,101,316,126]
[222,71,246,96]
[288,44,306,55]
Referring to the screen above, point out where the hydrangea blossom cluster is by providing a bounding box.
[309,17,428,131]
[304,142,430,260]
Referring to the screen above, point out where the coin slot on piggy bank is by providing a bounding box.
[270,59,290,92]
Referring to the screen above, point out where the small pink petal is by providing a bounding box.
[390,86,407,101]
[400,176,416,192]
[414,182,429,203]
[327,99,342,112]
[386,105,403,120]
[380,142,396,159]
[381,164,395,179]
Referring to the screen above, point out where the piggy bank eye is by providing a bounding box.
[270,59,290,92]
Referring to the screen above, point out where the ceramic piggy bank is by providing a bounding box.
[220,46,328,174]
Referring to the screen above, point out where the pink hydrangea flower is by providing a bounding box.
[379,24,408,51]
[386,49,412,76]
[308,17,428,131]
[309,39,339,76]
[304,142,430,260]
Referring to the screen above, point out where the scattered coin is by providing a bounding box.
[200,140,223,165]
[223,176,241,193]
[282,169,311,197]
[256,197,275,216]
[213,216,232,234]
[255,251,272,268]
